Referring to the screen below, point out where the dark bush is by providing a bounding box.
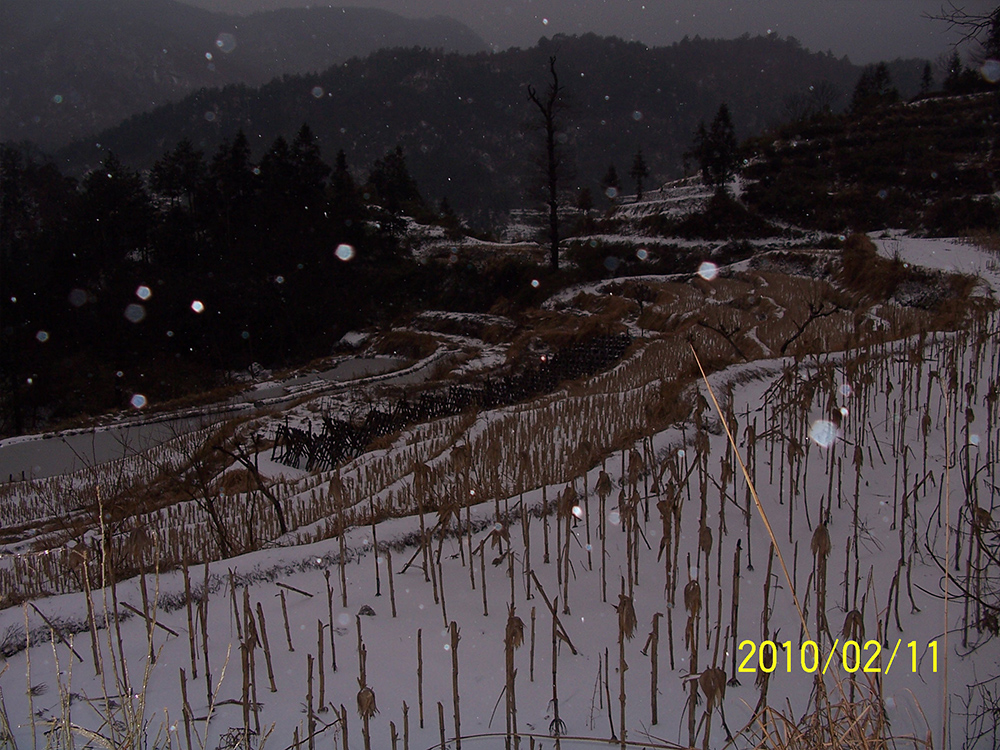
[926,196,1000,237]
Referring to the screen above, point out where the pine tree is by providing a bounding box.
[367,145,424,216]
[629,149,650,202]
[944,51,965,92]
[692,103,739,191]
[329,149,365,244]
[438,197,463,239]
[290,124,331,209]
[77,152,152,277]
[849,62,898,113]
[208,131,256,259]
[920,62,934,95]
[150,139,206,212]
[600,164,621,199]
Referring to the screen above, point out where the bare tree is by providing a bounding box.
[527,56,566,271]
[215,433,288,535]
[928,3,1000,59]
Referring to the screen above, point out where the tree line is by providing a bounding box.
[0,128,524,433]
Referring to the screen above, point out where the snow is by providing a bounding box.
[1,235,998,750]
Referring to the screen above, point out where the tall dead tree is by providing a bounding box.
[527,56,565,271]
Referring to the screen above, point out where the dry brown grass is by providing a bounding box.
[744,693,930,750]
[963,230,1000,256]
[505,307,630,362]
[216,468,255,497]
[3,247,992,605]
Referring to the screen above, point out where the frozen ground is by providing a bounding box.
[1,235,998,750]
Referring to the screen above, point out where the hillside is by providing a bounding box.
[0,231,997,748]
[4,74,1000,743]
[742,91,1000,234]
[48,34,928,221]
[0,0,486,149]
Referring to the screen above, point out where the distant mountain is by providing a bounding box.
[0,0,487,148]
[49,33,927,224]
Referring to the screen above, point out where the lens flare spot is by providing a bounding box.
[311,86,324,98]
[335,244,356,261]
[136,285,152,300]
[981,59,1000,83]
[130,394,147,409]
[608,509,621,526]
[697,261,719,280]
[632,110,643,121]
[36,330,50,343]
[124,304,146,323]
[191,300,205,313]
[531,279,540,288]
[605,186,619,199]
[839,383,852,397]
[810,420,838,448]
[572,505,583,520]
[636,248,649,261]
[970,434,980,446]
[69,288,88,307]
[215,33,236,53]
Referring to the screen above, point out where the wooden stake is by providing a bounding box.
[529,606,536,683]
[183,559,196,679]
[450,622,461,749]
[179,668,194,750]
[480,543,489,617]
[387,549,398,618]
[280,589,294,652]
[307,656,316,750]
[417,629,425,728]
[201,561,212,706]
[325,570,338,671]
[255,602,277,692]
[644,613,661,725]
[317,620,326,711]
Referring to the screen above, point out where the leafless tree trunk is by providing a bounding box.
[527,56,565,271]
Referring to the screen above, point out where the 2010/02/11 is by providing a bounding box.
[738,639,938,675]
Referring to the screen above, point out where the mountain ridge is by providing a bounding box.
[46,33,929,223]
[0,0,487,148]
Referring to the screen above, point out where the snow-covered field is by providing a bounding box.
[1,236,998,750]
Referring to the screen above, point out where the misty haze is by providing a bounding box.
[2,3,1000,750]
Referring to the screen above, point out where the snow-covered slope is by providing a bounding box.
[1,236,998,750]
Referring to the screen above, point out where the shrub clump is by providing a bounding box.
[645,189,780,240]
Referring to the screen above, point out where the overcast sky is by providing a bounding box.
[189,0,998,64]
